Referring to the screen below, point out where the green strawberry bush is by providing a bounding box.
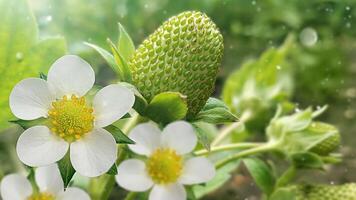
[0,1,354,200]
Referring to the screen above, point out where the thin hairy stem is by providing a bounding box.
[211,110,252,147]
[194,142,263,156]
[215,142,279,169]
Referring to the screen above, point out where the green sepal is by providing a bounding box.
[117,23,135,61]
[144,92,188,125]
[57,151,76,188]
[108,39,132,83]
[9,118,47,130]
[39,72,47,80]
[84,42,120,78]
[104,125,135,144]
[106,163,118,175]
[192,98,238,124]
[291,152,324,170]
[192,122,212,151]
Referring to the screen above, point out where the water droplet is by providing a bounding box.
[346,22,351,28]
[299,27,318,46]
[276,65,281,70]
[252,0,256,5]
[16,52,24,61]
[45,15,52,22]
[346,6,351,11]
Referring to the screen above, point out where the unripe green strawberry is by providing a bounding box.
[310,133,340,155]
[295,184,356,200]
[307,122,341,155]
[129,11,223,117]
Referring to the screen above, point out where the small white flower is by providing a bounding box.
[116,121,215,200]
[0,164,90,200]
[9,55,135,177]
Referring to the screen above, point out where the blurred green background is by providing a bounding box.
[0,0,356,199]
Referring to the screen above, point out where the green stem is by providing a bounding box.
[211,110,252,147]
[124,192,137,200]
[194,142,263,156]
[215,142,279,169]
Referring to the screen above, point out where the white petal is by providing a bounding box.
[93,84,135,127]
[9,78,54,120]
[70,128,117,177]
[35,164,64,194]
[0,174,32,200]
[179,157,216,185]
[161,121,197,154]
[16,126,69,167]
[128,123,161,156]
[115,159,153,192]
[57,187,90,200]
[149,183,186,200]
[47,55,95,98]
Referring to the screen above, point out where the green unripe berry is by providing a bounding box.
[129,11,224,117]
[307,122,341,156]
[272,184,356,200]
[310,133,340,155]
[296,184,356,200]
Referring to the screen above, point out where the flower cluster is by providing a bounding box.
[2,55,215,200]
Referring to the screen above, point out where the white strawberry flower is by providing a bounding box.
[0,164,90,200]
[9,55,135,177]
[116,121,215,200]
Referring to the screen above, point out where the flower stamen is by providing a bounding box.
[48,95,94,142]
[27,192,55,200]
[146,148,183,185]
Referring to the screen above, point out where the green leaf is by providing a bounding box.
[0,0,66,130]
[117,82,148,115]
[108,39,132,83]
[104,125,135,144]
[192,122,212,151]
[117,23,135,61]
[291,152,324,169]
[57,151,76,188]
[106,163,118,175]
[193,160,240,198]
[84,42,120,78]
[9,118,46,130]
[193,98,238,124]
[145,92,188,125]
[244,158,276,195]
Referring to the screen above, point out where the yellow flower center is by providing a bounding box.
[146,148,183,185]
[27,192,55,200]
[48,95,94,142]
